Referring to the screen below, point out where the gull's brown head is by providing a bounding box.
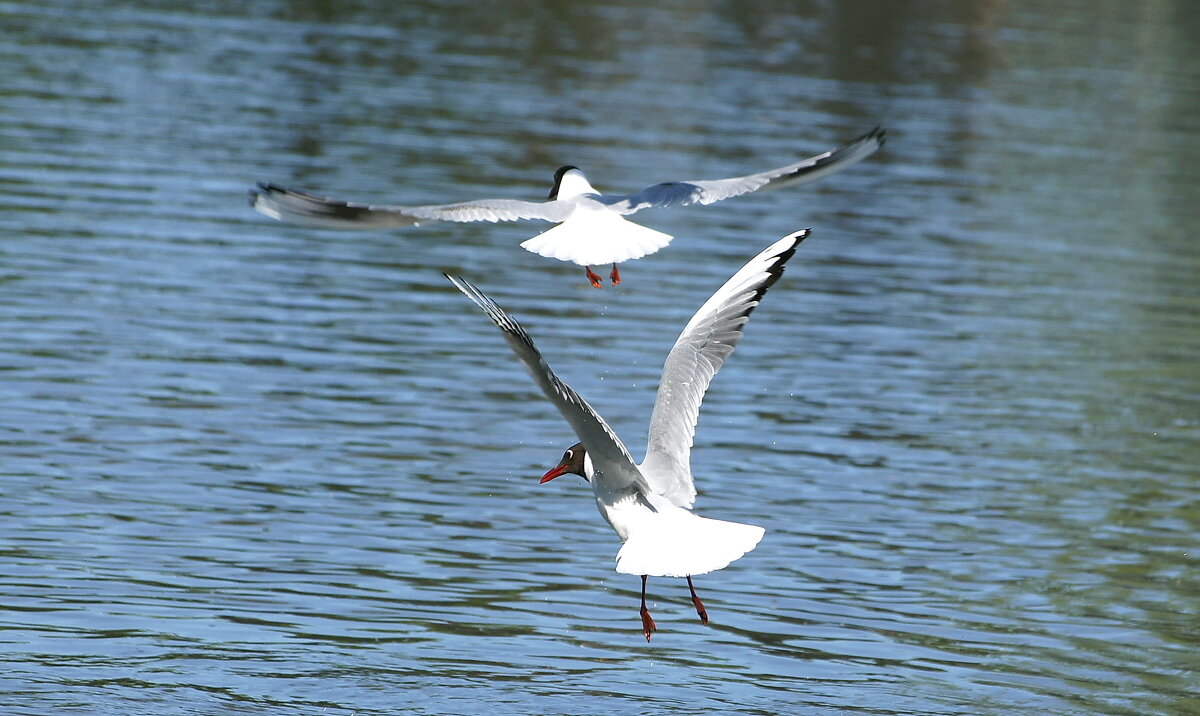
[540,442,589,484]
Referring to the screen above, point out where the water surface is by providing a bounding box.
[3,1,1198,714]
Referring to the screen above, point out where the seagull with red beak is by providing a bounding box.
[446,229,809,640]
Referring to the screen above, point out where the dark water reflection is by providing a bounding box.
[3,1,1198,714]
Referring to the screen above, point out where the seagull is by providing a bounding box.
[445,228,809,640]
[252,127,881,287]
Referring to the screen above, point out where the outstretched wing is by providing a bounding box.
[640,229,809,508]
[250,183,573,229]
[604,127,885,214]
[446,275,650,494]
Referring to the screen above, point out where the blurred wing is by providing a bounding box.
[250,183,572,229]
[605,127,885,214]
[446,274,650,494]
[640,229,809,508]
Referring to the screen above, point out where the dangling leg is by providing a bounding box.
[609,263,621,286]
[639,574,657,641]
[686,575,708,625]
[584,266,603,288]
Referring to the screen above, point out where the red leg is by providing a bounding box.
[585,266,603,288]
[609,263,621,286]
[687,575,708,625]
[640,575,657,641]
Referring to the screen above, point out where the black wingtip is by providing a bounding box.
[773,230,804,272]
[775,228,810,261]
[444,272,478,298]
[249,182,287,206]
[748,228,810,308]
[850,126,887,149]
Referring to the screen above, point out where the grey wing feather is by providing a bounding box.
[640,229,809,508]
[604,127,885,214]
[250,183,572,229]
[445,274,651,494]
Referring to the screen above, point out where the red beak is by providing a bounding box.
[540,463,568,484]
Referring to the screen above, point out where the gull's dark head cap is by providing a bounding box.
[540,442,590,484]
[548,165,582,200]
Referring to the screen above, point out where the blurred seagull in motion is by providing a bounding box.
[445,229,810,640]
[252,127,882,287]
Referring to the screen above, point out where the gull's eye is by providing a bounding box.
[565,449,573,459]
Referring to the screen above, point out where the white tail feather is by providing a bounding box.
[615,513,764,578]
[520,211,672,266]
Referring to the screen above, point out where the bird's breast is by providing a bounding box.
[592,482,657,542]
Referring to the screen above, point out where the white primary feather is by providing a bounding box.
[639,230,807,508]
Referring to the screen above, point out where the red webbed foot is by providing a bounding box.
[639,574,657,641]
[687,576,708,625]
[585,266,603,288]
[640,606,657,641]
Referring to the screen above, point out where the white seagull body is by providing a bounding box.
[446,229,809,639]
[253,127,881,286]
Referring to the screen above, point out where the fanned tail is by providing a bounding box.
[615,513,764,578]
[520,212,672,266]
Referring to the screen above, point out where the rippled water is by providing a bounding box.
[3,1,1199,714]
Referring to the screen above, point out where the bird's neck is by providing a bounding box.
[556,172,598,200]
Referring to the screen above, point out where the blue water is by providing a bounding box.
[3,1,1198,714]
